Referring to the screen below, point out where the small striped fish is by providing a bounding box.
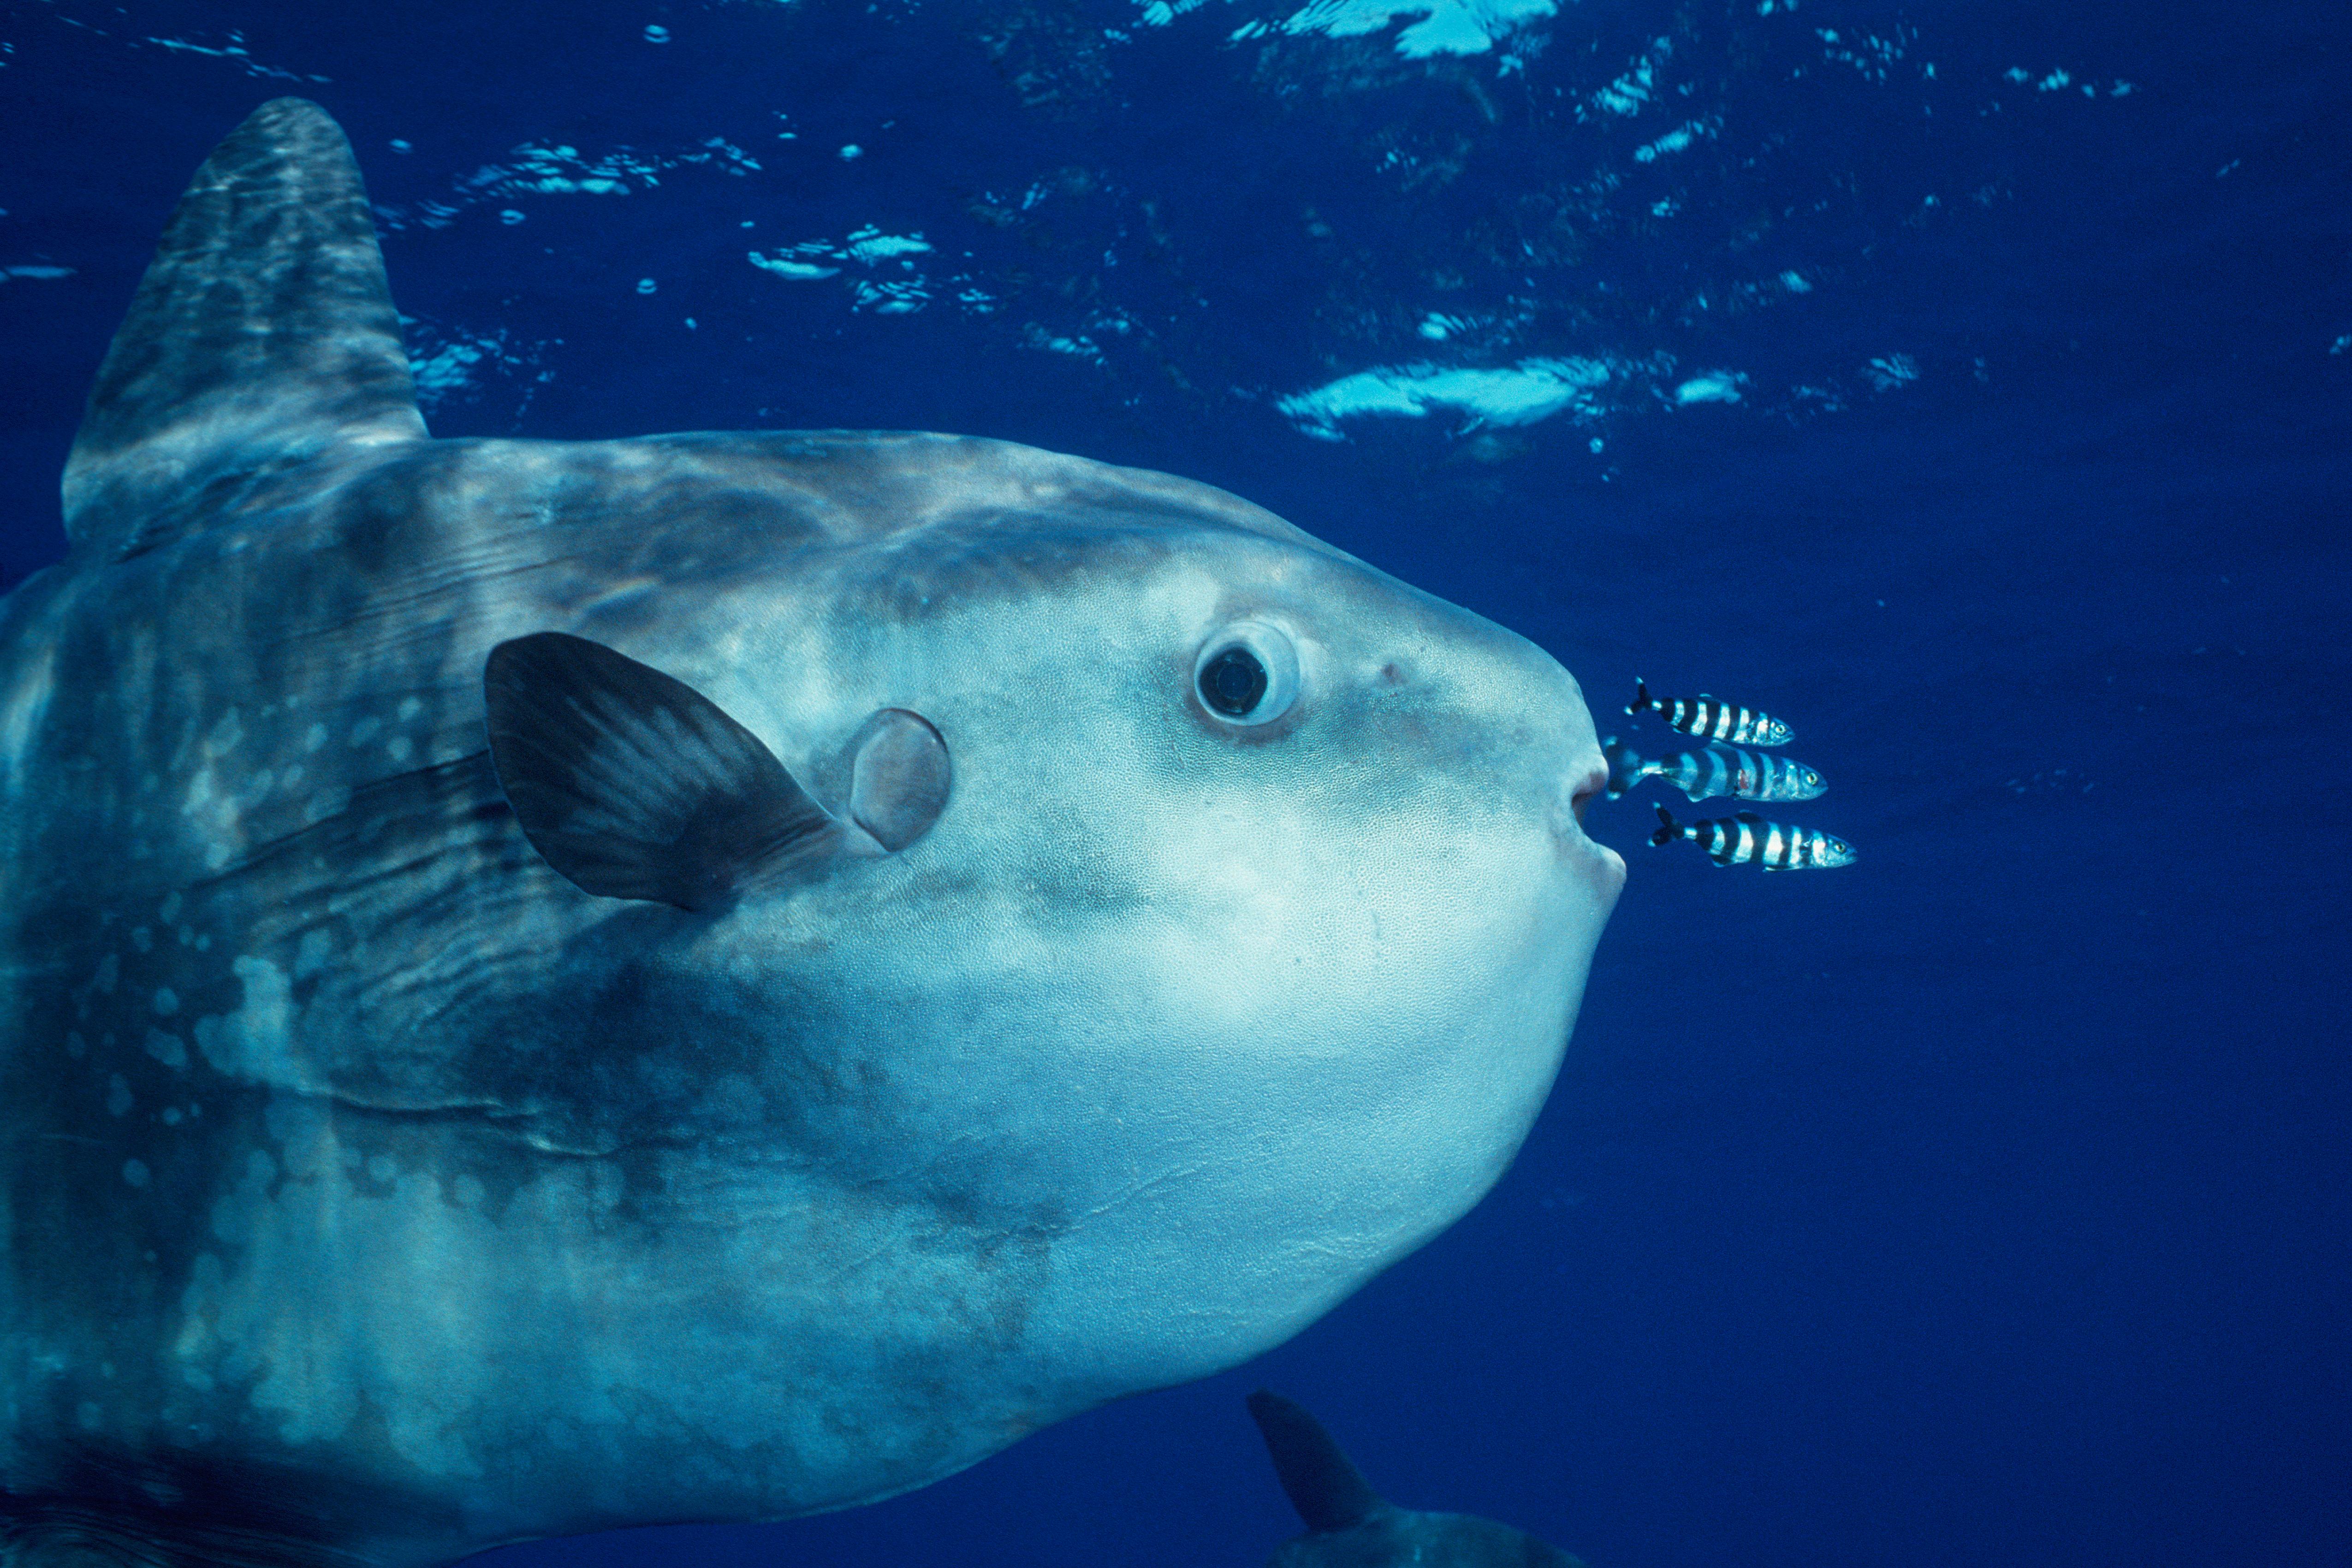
[1628,679,1793,747]
[1603,737,1826,803]
[1651,805,1855,870]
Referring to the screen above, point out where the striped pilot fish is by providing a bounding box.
[1603,736,1827,803]
[1628,678,1794,747]
[1651,805,1855,870]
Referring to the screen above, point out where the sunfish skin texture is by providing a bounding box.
[0,101,1624,1568]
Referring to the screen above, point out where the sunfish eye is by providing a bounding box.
[1200,648,1266,714]
[1193,621,1301,727]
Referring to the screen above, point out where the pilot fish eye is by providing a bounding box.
[1192,622,1301,727]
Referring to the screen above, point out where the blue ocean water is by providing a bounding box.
[1,0,2345,1565]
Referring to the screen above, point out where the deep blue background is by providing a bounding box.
[3,1,2346,1565]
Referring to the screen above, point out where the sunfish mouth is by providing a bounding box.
[1568,760,1607,826]
[1555,759,1626,892]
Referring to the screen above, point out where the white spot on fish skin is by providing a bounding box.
[191,956,296,1082]
[397,697,424,722]
[295,929,335,980]
[122,1159,149,1189]
[162,1106,183,1126]
[160,891,183,922]
[154,987,178,1015]
[304,724,328,753]
[204,708,244,758]
[205,839,232,873]
[144,1029,187,1070]
[386,736,413,763]
[281,762,304,789]
[132,927,153,954]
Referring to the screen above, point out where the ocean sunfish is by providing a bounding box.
[1248,1391,1588,1567]
[0,100,1623,1566]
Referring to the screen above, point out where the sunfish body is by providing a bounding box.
[0,102,1623,1565]
[1247,1391,1588,1568]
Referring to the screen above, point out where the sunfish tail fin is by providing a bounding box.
[62,97,424,556]
[1247,1391,1382,1534]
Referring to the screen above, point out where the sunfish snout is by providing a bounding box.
[1455,628,1621,891]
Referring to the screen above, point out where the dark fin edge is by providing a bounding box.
[483,632,840,911]
[1247,1391,1383,1533]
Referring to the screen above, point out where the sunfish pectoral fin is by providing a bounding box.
[484,632,845,912]
[1247,1390,1384,1534]
[61,98,424,555]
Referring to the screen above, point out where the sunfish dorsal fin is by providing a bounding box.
[61,97,424,555]
[1247,1390,1383,1533]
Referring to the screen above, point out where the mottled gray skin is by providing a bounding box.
[1249,1393,1585,1568]
[0,102,1622,1566]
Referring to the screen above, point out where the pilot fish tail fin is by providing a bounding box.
[1651,804,1682,846]
[1601,736,1644,799]
[61,97,425,557]
[1627,678,1654,719]
[1247,1391,1383,1533]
